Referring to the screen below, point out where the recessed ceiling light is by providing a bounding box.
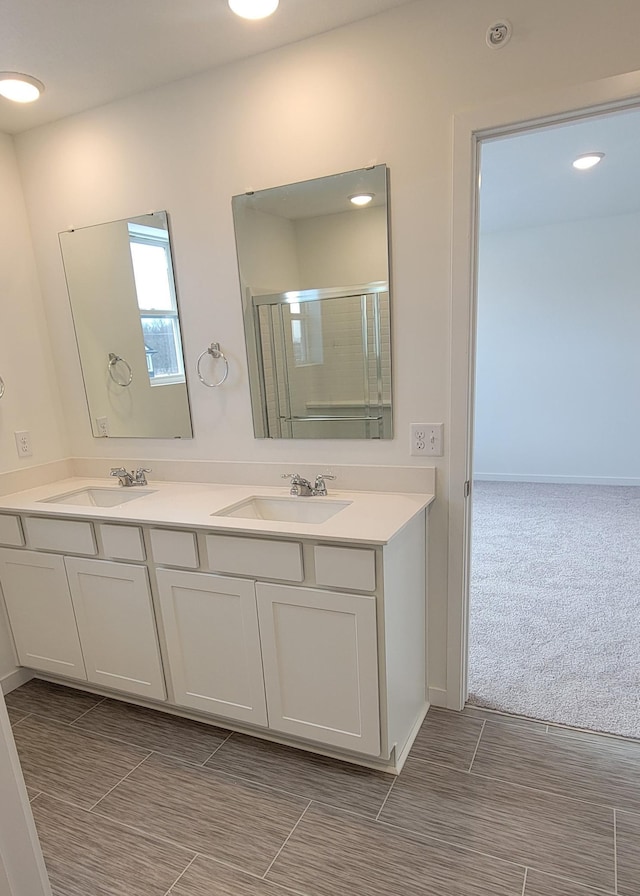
[572,152,605,171]
[348,192,375,207]
[228,0,279,19]
[0,72,44,103]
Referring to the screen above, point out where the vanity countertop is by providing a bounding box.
[0,478,434,546]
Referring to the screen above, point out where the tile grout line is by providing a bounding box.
[60,724,220,766]
[167,754,390,823]
[163,850,309,896]
[161,853,199,896]
[467,719,486,772]
[467,766,627,813]
[375,777,397,822]
[76,799,211,856]
[376,814,529,872]
[613,808,618,894]
[467,708,639,747]
[375,812,615,891]
[8,712,32,728]
[200,732,233,766]
[407,752,631,814]
[87,751,154,812]
[67,696,107,726]
[261,800,312,880]
[26,790,96,814]
[521,867,528,896]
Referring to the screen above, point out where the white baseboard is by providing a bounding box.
[428,686,448,707]
[474,473,640,486]
[1,668,33,695]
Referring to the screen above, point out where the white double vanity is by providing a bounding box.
[0,477,432,772]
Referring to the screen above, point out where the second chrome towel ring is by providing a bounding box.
[108,353,133,387]
[197,342,229,387]
[0,375,5,399]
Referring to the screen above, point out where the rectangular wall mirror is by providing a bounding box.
[232,165,392,439]
[59,211,193,439]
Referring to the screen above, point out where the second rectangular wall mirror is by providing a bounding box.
[59,211,193,439]
[232,165,392,439]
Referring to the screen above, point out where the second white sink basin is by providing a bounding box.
[214,496,351,524]
[40,487,157,507]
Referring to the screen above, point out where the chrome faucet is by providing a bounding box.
[110,466,152,487]
[282,473,313,496]
[282,472,336,496]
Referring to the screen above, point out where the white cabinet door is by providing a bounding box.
[256,583,380,756]
[64,557,165,700]
[0,548,86,680]
[156,569,267,726]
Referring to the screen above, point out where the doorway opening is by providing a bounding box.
[467,106,640,738]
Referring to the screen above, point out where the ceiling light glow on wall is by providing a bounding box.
[349,192,375,206]
[0,72,44,103]
[228,0,279,19]
[572,152,605,170]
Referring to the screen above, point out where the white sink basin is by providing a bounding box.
[39,487,157,507]
[214,496,351,524]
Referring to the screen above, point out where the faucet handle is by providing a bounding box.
[110,467,127,476]
[135,467,152,485]
[313,472,336,496]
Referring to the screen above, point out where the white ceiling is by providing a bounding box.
[0,0,414,135]
[480,105,640,233]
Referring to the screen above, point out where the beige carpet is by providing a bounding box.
[468,481,640,738]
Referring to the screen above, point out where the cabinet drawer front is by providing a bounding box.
[0,514,24,547]
[256,582,380,756]
[24,517,96,555]
[150,528,198,568]
[0,548,86,679]
[205,535,303,582]
[314,545,376,592]
[98,524,145,561]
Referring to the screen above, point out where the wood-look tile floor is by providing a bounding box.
[7,679,640,896]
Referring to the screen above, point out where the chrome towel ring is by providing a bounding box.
[108,353,133,387]
[0,375,4,399]
[197,342,229,388]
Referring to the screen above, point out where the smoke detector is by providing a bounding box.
[486,20,512,48]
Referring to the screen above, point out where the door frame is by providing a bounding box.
[447,68,640,711]
[0,691,52,896]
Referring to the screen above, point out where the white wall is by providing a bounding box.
[0,134,68,476]
[10,0,640,696]
[475,213,640,484]
[235,208,300,295]
[0,135,69,682]
[295,206,388,288]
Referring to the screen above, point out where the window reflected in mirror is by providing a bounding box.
[128,221,186,386]
[59,211,193,439]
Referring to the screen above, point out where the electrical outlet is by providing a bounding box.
[14,430,33,458]
[96,416,109,437]
[410,423,444,457]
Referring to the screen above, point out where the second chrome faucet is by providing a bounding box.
[282,472,336,496]
[110,466,152,487]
